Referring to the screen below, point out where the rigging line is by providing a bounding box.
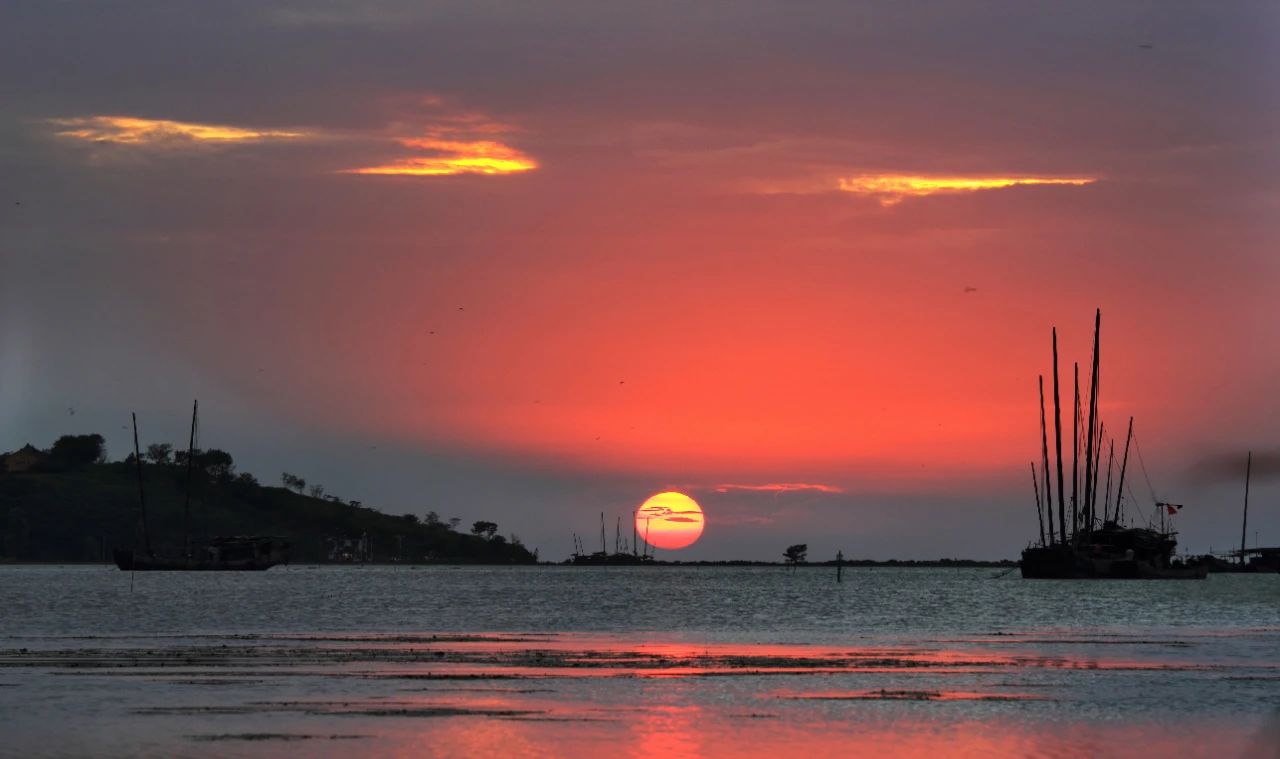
[1131,430,1158,505]
[1125,480,1153,529]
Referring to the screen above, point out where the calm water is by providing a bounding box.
[1,565,1277,758]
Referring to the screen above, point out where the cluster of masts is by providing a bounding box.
[572,511,653,560]
[1030,309,1148,547]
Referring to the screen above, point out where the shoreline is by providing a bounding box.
[0,559,1019,568]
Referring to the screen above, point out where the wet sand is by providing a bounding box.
[2,630,1277,757]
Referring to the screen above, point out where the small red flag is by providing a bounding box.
[1165,504,1182,515]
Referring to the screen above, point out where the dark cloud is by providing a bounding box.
[1188,450,1280,487]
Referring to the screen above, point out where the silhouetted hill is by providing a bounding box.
[0,458,536,564]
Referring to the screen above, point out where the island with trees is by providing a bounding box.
[0,433,536,564]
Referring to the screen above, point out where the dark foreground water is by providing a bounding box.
[1,565,1277,758]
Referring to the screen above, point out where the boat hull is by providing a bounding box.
[113,550,279,571]
[1021,545,1206,579]
[113,537,289,572]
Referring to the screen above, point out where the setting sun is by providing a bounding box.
[637,492,705,551]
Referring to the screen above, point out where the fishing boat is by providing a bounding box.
[1020,310,1205,579]
[570,512,654,565]
[113,401,290,571]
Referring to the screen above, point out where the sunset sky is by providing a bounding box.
[2,2,1277,559]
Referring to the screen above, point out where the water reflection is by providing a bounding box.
[1,566,1277,757]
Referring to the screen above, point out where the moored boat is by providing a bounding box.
[114,401,290,571]
[1019,310,1203,579]
[113,536,289,571]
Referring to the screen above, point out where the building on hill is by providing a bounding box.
[0,445,50,473]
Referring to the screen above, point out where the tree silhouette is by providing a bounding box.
[281,472,306,493]
[471,520,499,540]
[783,543,808,568]
[50,434,105,468]
[199,449,235,480]
[145,443,173,465]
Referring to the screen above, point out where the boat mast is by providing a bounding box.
[1103,440,1114,523]
[1052,329,1066,546]
[644,517,652,558]
[615,516,621,554]
[1241,451,1251,566]
[183,400,198,556]
[1082,309,1100,537]
[633,511,638,556]
[1090,422,1104,529]
[131,413,152,557]
[1031,461,1045,545]
[1071,363,1079,541]
[1039,375,1055,545]
[600,511,606,554]
[1115,417,1134,525]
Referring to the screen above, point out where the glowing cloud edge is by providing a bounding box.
[838,174,1096,205]
[48,115,308,145]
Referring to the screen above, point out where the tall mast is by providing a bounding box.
[615,516,621,554]
[1241,451,1252,566]
[131,413,152,556]
[1071,363,1079,541]
[633,511,637,556]
[600,511,606,554]
[1082,309,1100,536]
[1038,375,1055,545]
[1031,461,1045,545]
[1052,329,1066,545]
[183,400,198,556]
[644,517,652,558]
[1103,439,1115,523]
[1089,422,1104,529]
[1115,417,1134,525]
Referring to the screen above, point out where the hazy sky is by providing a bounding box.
[3,1,1278,560]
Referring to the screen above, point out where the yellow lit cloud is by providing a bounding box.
[346,138,537,177]
[712,483,845,494]
[48,115,307,146]
[838,174,1095,205]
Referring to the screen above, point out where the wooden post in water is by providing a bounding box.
[1241,451,1252,566]
[1052,329,1066,545]
[836,550,844,583]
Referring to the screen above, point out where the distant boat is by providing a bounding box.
[1199,452,1280,573]
[113,535,289,571]
[113,401,289,572]
[570,512,655,565]
[1020,311,1205,580]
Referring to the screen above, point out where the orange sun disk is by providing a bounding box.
[637,492,705,551]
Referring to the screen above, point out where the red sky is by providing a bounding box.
[2,2,1278,559]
